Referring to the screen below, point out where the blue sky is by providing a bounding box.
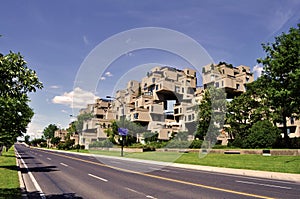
[1,0,299,138]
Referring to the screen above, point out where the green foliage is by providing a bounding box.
[24,135,30,145]
[50,137,61,146]
[256,24,300,139]
[30,138,46,147]
[43,124,58,140]
[89,139,113,148]
[195,86,226,144]
[57,139,75,150]
[76,113,93,132]
[143,132,158,143]
[0,51,43,151]
[243,120,281,148]
[189,140,203,148]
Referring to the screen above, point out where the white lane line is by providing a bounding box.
[146,195,157,199]
[125,187,157,198]
[88,173,108,182]
[16,151,46,199]
[236,180,292,190]
[60,163,69,167]
[47,157,52,160]
[125,187,142,194]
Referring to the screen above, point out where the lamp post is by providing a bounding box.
[106,95,126,157]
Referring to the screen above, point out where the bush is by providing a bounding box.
[189,140,203,148]
[165,140,191,148]
[244,120,281,148]
[89,139,113,148]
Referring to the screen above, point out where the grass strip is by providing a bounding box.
[0,146,21,199]
[86,150,300,174]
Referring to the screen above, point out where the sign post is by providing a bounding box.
[118,128,128,157]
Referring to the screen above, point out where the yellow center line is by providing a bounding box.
[37,149,275,199]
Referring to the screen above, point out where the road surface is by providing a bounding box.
[15,144,300,199]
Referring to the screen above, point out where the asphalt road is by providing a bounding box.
[15,144,300,199]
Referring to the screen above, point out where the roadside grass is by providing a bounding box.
[86,150,300,174]
[0,146,21,199]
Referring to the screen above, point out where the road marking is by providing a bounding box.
[60,163,68,167]
[88,173,108,182]
[39,150,276,199]
[236,180,292,190]
[125,187,142,194]
[39,154,43,157]
[15,150,46,199]
[47,157,52,160]
[146,195,157,199]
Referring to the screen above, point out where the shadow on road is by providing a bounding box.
[20,165,58,173]
[25,191,83,199]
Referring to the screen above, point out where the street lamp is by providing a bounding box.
[106,95,127,157]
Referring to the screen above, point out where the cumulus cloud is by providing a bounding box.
[253,64,264,79]
[52,87,98,108]
[105,71,113,77]
[100,77,106,80]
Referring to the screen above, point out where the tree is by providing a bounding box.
[256,24,300,140]
[24,135,30,145]
[43,124,58,140]
[244,120,281,149]
[50,137,61,146]
[76,113,93,132]
[195,86,226,145]
[0,51,43,152]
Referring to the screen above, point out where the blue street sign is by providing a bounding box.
[118,128,128,136]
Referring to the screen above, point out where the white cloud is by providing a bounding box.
[105,71,113,77]
[52,87,98,108]
[61,109,68,113]
[253,64,264,79]
[100,77,106,80]
[83,35,89,45]
[50,85,60,89]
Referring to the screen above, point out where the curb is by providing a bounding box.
[15,149,28,199]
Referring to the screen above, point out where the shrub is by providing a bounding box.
[189,140,203,148]
[244,120,281,148]
[89,139,113,148]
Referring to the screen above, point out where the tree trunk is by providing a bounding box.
[282,116,289,142]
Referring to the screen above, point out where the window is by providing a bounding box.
[188,115,192,121]
[134,113,139,119]
[236,84,240,90]
[182,87,184,93]
[221,81,224,87]
[291,117,295,124]
[215,82,219,88]
[156,84,159,90]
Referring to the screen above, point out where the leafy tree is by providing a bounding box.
[50,136,61,146]
[244,120,281,148]
[43,124,58,140]
[143,132,158,143]
[195,87,226,146]
[0,51,43,152]
[256,24,300,140]
[76,113,93,132]
[24,135,30,144]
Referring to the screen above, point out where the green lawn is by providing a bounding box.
[86,150,300,174]
[0,146,21,199]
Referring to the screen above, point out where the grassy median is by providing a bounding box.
[87,150,300,174]
[0,146,21,199]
